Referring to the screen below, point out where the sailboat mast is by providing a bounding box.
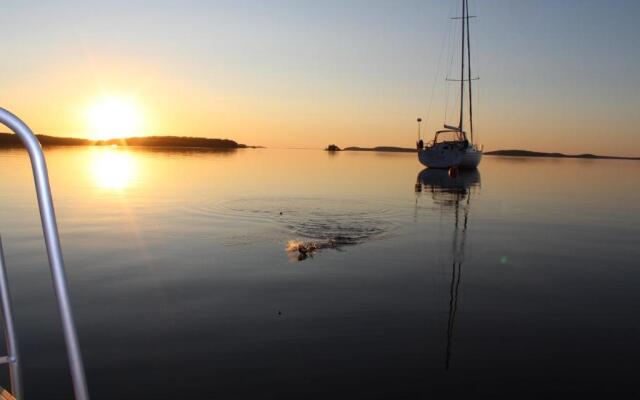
[458,0,466,140]
[466,0,474,144]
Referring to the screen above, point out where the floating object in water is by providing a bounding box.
[448,166,459,177]
[286,239,340,260]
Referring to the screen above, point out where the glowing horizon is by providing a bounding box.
[0,1,639,156]
[84,95,146,140]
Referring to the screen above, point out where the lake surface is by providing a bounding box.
[0,146,639,399]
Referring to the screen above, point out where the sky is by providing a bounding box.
[0,0,639,155]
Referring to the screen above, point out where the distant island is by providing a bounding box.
[339,146,639,160]
[0,132,252,149]
[94,136,244,149]
[485,149,640,161]
[0,133,90,147]
[324,144,341,151]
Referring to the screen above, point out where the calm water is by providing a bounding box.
[0,147,639,399]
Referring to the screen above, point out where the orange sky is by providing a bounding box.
[0,1,639,156]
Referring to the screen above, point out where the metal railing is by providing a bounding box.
[0,236,21,399]
[0,108,90,399]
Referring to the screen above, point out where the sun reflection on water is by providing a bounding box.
[90,148,139,190]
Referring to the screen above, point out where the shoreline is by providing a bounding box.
[339,146,639,161]
[1,131,637,160]
[0,132,257,150]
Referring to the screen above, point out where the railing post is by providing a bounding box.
[0,236,22,399]
[0,108,90,400]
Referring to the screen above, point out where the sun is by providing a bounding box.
[85,95,145,140]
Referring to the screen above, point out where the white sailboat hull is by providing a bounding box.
[418,145,463,169]
[418,143,482,169]
[459,147,482,168]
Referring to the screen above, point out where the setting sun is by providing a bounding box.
[85,96,145,140]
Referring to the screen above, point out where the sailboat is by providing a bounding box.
[417,0,482,169]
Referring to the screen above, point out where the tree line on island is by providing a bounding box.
[0,132,253,149]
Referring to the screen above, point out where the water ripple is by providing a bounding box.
[184,197,397,255]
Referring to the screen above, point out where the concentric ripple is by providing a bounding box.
[185,197,397,256]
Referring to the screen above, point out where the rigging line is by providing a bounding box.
[464,0,480,143]
[459,0,466,137]
[424,13,454,139]
[445,19,459,78]
[446,200,460,371]
[448,259,462,368]
[470,0,481,145]
[451,89,461,129]
[476,79,481,145]
[444,0,461,124]
[466,0,474,143]
[446,195,463,370]
[444,18,459,124]
[445,258,457,371]
[462,0,473,143]
[437,0,458,128]
[447,187,472,371]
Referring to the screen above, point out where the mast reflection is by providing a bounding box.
[415,168,480,370]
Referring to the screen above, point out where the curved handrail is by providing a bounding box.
[0,108,89,400]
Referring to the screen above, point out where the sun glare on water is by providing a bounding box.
[85,96,145,141]
[90,149,139,190]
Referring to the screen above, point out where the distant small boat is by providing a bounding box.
[417,0,482,169]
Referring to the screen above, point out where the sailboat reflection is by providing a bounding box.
[415,168,480,370]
